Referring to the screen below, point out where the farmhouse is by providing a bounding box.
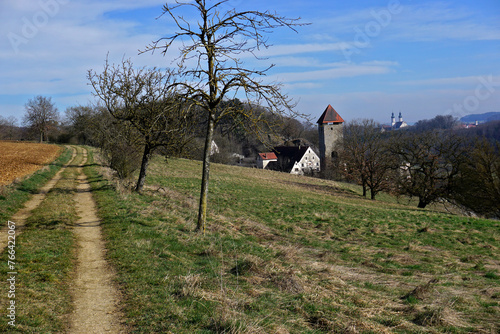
[256,152,277,169]
[265,146,320,175]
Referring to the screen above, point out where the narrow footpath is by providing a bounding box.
[1,146,126,333]
[69,147,126,333]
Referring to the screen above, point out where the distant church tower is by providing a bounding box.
[317,104,345,171]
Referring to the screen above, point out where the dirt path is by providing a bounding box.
[69,147,126,334]
[0,146,77,252]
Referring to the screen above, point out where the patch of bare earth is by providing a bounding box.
[0,140,61,185]
[69,147,126,333]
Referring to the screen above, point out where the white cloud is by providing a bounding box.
[0,0,498,124]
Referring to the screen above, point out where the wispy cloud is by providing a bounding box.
[311,1,500,43]
[0,0,498,123]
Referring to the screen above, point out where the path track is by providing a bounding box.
[1,146,126,333]
[69,147,126,333]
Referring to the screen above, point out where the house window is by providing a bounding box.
[301,163,304,167]
[294,168,299,171]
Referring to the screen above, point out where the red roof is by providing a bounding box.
[317,104,345,124]
[258,152,277,160]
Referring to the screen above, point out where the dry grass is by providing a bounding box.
[0,141,61,185]
[85,152,499,333]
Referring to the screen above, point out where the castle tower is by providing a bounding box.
[317,104,345,171]
[391,112,395,126]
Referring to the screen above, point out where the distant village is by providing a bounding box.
[246,105,497,176]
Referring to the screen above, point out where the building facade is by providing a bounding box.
[256,152,277,169]
[317,104,345,171]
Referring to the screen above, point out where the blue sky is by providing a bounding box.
[0,0,499,126]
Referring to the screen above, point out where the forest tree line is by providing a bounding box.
[339,115,500,219]
[3,94,499,219]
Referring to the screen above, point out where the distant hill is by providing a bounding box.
[460,112,500,123]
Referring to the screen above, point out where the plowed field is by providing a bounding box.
[0,141,61,185]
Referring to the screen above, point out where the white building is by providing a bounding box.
[257,152,278,169]
[290,147,321,175]
[265,146,320,175]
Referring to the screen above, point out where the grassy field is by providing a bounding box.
[0,146,81,333]
[85,149,499,333]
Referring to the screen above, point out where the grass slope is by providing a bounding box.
[86,151,499,333]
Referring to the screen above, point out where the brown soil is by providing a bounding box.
[0,141,61,185]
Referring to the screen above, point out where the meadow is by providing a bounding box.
[84,150,499,333]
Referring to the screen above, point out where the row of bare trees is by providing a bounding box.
[0,115,19,140]
[84,0,307,233]
[7,1,306,235]
[339,119,500,218]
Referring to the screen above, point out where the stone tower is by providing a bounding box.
[317,104,345,171]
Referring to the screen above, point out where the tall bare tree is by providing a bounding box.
[23,96,59,142]
[64,105,97,145]
[142,0,306,233]
[88,59,194,192]
[390,130,467,208]
[341,119,395,200]
[452,138,500,218]
[0,116,18,140]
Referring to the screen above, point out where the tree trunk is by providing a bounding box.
[370,189,376,200]
[417,198,428,208]
[196,116,215,234]
[135,143,152,192]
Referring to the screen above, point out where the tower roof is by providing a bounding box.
[317,105,345,124]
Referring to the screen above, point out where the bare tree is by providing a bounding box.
[390,130,467,208]
[280,117,305,142]
[341,119,395,200]
[64,105,97,145]
[0,116,18,140]
[23,96,59,142]
[452,138,500,218]
[88,59,194,192]
[142,0,307,233]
